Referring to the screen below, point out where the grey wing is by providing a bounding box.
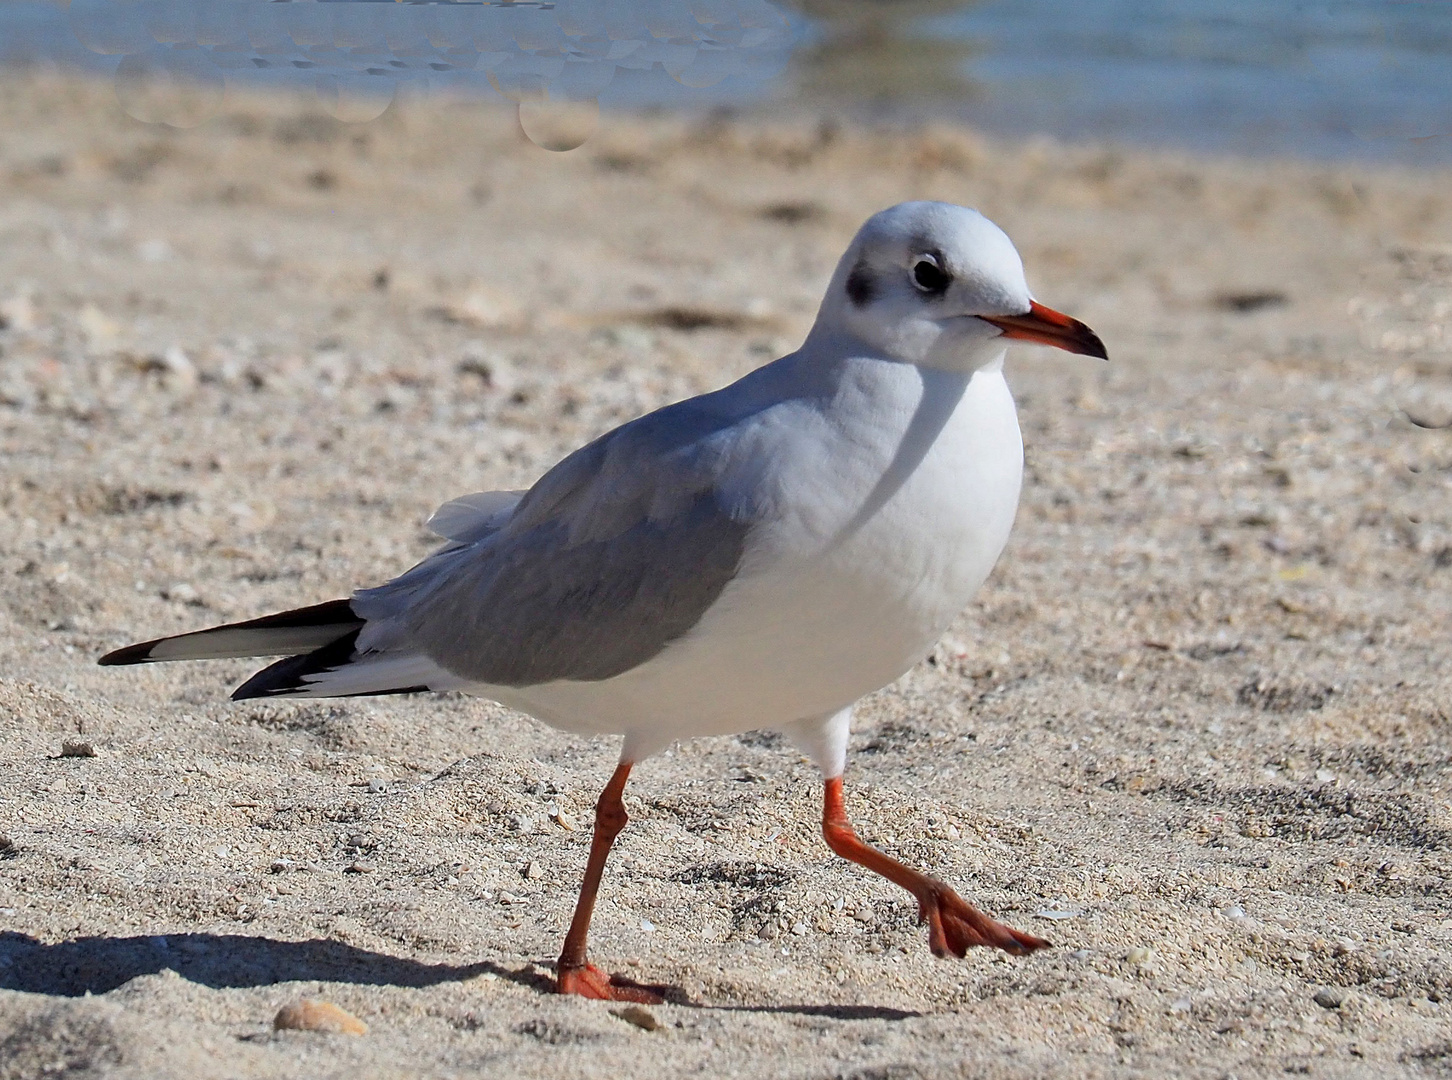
[352,401,756,687]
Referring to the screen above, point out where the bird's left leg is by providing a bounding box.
[555,759,664,1003]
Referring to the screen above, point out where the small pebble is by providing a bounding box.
[791,921,809,936]
[164,582,200,605]
[524,860,542,880]
[640,917,655,932]
[1314,988,1345,1010]
[273,999,368,1036]
[1222,905,1246,920]
[611,1005,660,1032]
[344,861,374,874]
[60,741,96,758]
[1126,946,1156,966]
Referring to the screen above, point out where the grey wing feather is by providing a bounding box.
[353,398,758,687]
[426,489,526,543]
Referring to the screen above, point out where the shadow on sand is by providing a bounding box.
[0,931,919,1021]
[0,931,522,997]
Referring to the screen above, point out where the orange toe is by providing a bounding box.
[557,963,666,1004]
[921,882,1050,958]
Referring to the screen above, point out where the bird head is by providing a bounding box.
[814,201,1107,371]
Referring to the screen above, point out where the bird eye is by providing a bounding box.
[911,256,950,295]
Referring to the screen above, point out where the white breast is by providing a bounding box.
[486,356,1023,747]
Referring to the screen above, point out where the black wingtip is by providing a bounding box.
[98,640,162,666]
[231,629,363,700]
[98,598,360,668]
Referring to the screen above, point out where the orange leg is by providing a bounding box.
[555,760,664,1003]
[822,776,1049,957]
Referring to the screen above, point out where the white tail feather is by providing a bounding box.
[285,654,464,698]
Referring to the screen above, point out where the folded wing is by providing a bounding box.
[237,397,763,698]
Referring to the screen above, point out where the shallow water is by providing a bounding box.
[910,0,1452,163]
[1,0,1449,164]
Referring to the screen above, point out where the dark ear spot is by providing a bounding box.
[845,259,875,308]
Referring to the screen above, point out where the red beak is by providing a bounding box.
[981,300,1107,360]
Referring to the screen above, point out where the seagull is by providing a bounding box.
[101,201,1106,1003]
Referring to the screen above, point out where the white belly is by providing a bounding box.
[479,360,1023,749]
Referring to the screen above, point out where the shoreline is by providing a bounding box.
[7,61,1452,173]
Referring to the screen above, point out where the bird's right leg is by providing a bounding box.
[555,759,664,1003]
[821,775,1048,957]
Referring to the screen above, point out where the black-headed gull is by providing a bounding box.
[102,201,1106,1002]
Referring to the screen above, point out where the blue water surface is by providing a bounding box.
[0,0,1447,164]
[923,0,1452,163]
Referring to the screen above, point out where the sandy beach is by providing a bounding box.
[0,74,1451,1078]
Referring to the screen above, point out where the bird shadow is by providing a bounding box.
[714,1001,919,1022]
[0,931,536,998]
[0,931,918,1021]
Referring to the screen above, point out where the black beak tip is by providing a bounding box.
[1074,324,1109,361]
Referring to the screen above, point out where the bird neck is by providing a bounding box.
[800,319,1009,377]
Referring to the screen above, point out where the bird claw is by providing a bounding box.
[556,962,666,1004]
[917,881,1049,958]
